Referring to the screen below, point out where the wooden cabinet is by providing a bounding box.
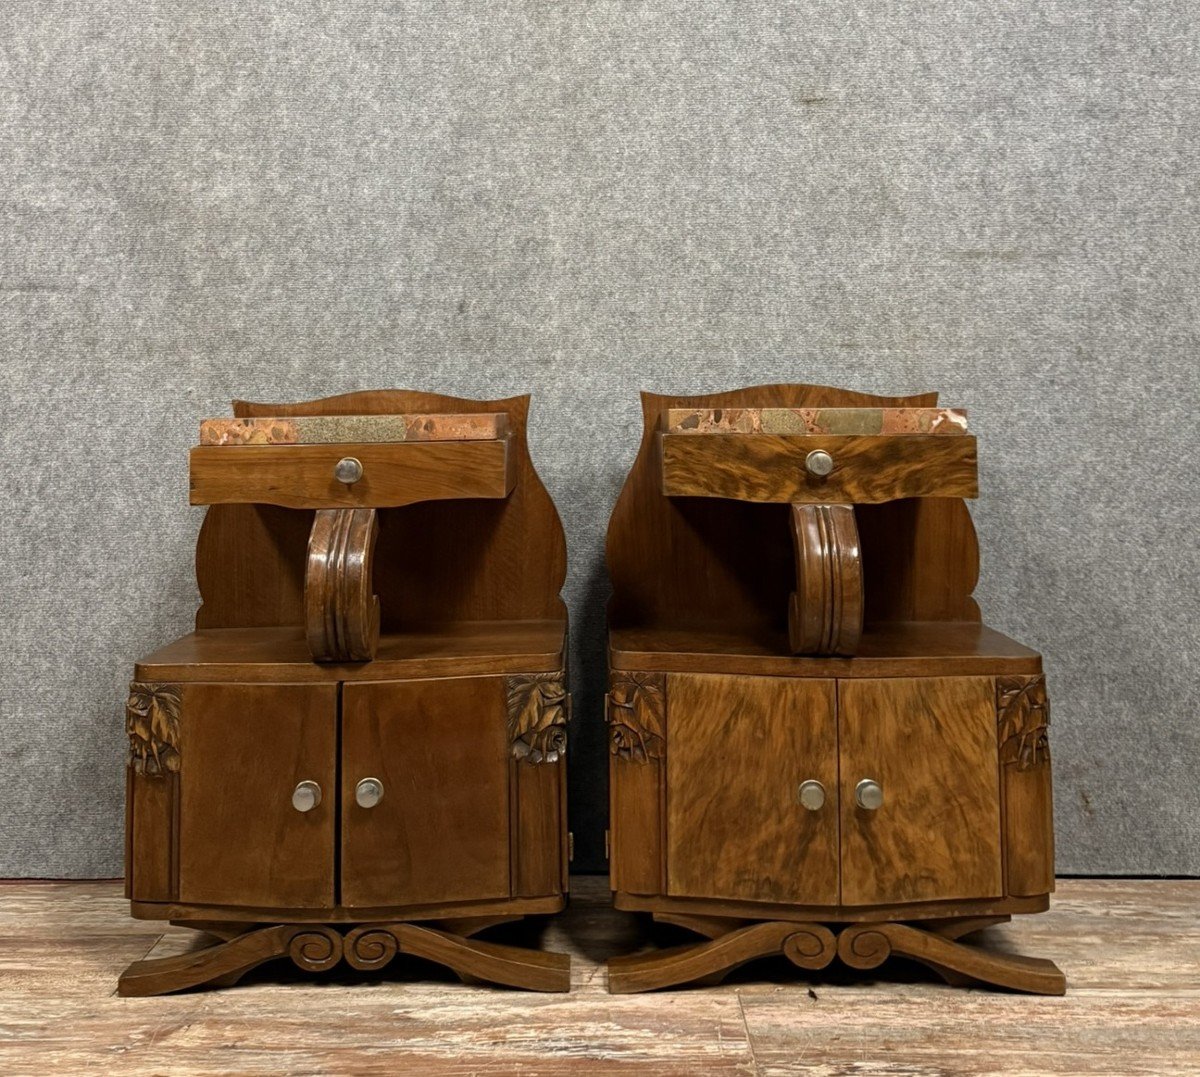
[121,391,571,996]
[606,385,1063,995]
[657,673,1004,909]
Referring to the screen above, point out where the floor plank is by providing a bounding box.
[0,878,1195,1075]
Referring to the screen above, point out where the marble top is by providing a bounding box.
[199,413,509,446]
[664,407,968,436]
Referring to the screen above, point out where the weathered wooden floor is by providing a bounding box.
[0,876,1196,1075]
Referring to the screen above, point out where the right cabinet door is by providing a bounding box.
[838,676,1002,906]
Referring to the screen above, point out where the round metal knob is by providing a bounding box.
[335,456,363,484]
[805,449,834,477]
[355,777,384,809]
[855,778,884,811]
[797,779,826,811]
[291,780,322,813]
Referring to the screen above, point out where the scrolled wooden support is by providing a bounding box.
[118,920,570,995]
[305,508,381,663]
[836,922,1066,994]
[788,502,863,655]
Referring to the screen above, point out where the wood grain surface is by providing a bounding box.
[189,438,514,508]
[660,432,979,503]
[340,678,511,908]
[607,386,982,638]
[194,391,568,632]
[176,683,338,909]
[665,674,839,906]
[2,876,1198,1074]
[838,677,1003,906]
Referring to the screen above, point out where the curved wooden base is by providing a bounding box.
[608,917,1065,995]
[119,920,570,996]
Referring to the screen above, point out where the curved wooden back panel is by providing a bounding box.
[605,384,980,636]
[195,390,567,630]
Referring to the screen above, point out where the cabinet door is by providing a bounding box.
[340,677,511,908]
[839,677,1002,906]
[666,673,839,905]
[177,683,337,908]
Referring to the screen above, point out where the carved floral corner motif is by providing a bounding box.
[997,675,1050,771]
[506,672,569,764]
[126,682,182,776]
[608,672,665,763]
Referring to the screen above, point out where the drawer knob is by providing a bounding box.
[805,449,834,477]
[335,456,364,484]
[797,779,826,811]
[855,778,884,811]
[291,780,322,813]
[355,777,384,809]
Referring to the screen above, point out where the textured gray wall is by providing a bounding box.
[1,2,1196,877]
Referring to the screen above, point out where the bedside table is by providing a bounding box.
[120,391,571,995]
[604,385,1063,995]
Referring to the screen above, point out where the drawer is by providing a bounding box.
[659,433,977,504]
[190,439,515,508]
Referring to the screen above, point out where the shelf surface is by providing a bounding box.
[609,621,1041,678]
[136,619,566,683]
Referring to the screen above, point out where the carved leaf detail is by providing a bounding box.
[608,672,666,763]
[506,673,569,764]
[126,682,182,776]
[997,675,1050,770]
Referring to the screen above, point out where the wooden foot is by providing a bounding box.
[608,919,1064,995]
[838,923,1066,995]
[119,921,569,996]
[608,921,836,993]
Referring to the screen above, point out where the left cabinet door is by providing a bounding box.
[340,678,512,909]
[176,683,338,908]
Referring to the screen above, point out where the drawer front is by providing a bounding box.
[189,439,513,508]
[660,433,977,504]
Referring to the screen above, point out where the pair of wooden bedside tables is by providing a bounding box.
[120,385,1064,998]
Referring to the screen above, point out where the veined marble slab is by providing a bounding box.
[665,407,968,436]
[200,413,509,445]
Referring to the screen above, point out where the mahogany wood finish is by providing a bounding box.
[305,508,381,662]
[124,390,570,995]
[788,503,863,655]
[606,384,1062,995]
[660,432,979,503]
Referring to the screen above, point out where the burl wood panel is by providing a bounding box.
[660,433,978,504]
[189,439,514,509]
[176,683,337,909]
[607,385,981,636]
[195,391,567,631]
[666,673,839,906]
[838,677,1002,906]
[340,677,510,909]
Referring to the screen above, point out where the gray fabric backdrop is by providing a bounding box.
[1,1,1196,877]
